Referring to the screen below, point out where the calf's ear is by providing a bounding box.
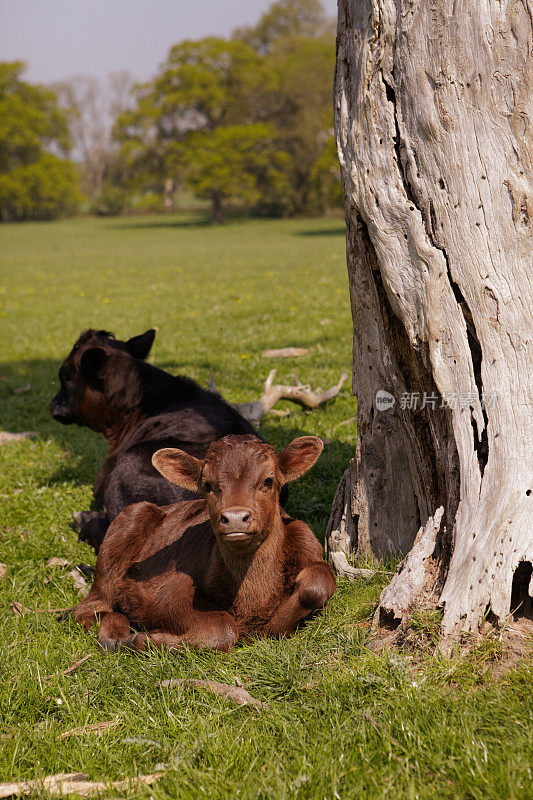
[125,329,156,359]
[80,347,109,388]
[277,436,323,483]
[152,448,202,492]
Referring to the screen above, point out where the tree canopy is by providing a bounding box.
[234,0,332,54]
[0,62,81,221]
[183,123,290,222]
[114,0,339,220]
[1,0,339,222]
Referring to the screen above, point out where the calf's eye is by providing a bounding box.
[262,478,274,489]
[204,482,213,494]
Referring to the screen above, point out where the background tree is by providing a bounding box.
[54,72,134,203]
[309,136,343,212]
[234,0,337,215]
[0,62,80,221]
[182,123,289,223]
[114,37,269,217]
[115,0,341,220]
[327,0,532,644]
[234,0,331,54]
[263,34,336,214]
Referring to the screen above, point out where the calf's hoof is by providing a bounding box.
[124,633,148,652]
[72,511,94,532]
[98,638,122,653]
[76,563,95,580]
[56,607,73,623]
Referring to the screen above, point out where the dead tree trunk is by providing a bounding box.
[327,0,533,641]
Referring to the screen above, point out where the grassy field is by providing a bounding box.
[0,214,531,799]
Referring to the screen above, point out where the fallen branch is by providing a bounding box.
[373,507,444,630]
[326,416,356,436]
[0,771,163,798]
[161,678,267,712]
[10,602,31,617]
[210,370,349,427]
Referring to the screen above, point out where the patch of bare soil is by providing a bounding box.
[490,617,533,680]
[366,616,533,680]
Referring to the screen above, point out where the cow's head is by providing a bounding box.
[152,434,323,549]
[50,328,156,430]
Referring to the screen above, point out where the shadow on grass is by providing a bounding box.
[295,226,346,237]
[107,215,212,231]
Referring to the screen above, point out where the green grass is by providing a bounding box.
[0,214,531,799]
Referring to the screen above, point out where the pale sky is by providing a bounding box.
[0,0,338,85]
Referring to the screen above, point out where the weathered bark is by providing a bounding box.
[328,0,533,640]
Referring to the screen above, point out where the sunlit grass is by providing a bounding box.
[0,214,531,799]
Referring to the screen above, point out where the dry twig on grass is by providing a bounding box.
[41,654,92,682]
[10,602,31,617]
[59,719,122,740]
[210,369,348,427]
[361,711,414,768]
[0,771,163,798]
[12,384,31,395]
[161,678,267,712]
[261,347,309,358]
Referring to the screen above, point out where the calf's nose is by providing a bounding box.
[219,508,252,532]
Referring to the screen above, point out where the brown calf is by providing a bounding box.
[72,434,336,652]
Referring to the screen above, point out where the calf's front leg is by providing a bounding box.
[125,611,238,654]
[72,592,130,651]
[267,562,336,637]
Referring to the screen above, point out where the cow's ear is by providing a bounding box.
[277,436,323,483]
[79,347,109,388]
[152,448,202,492]
[125,329,156,359]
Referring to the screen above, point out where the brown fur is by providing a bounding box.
[72,435,336,652]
